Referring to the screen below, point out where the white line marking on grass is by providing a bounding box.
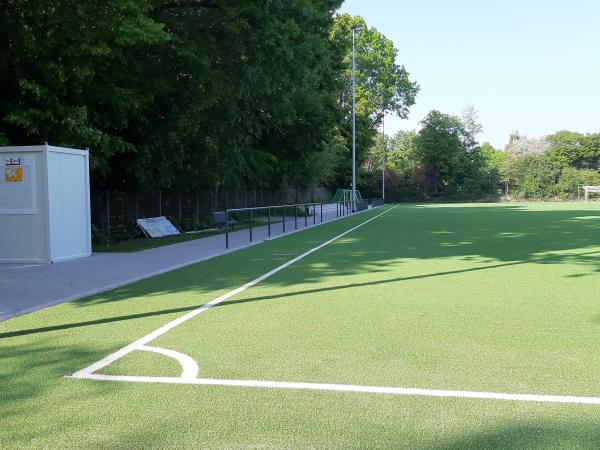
[71,205,399,379]
[138,345,199,379]
[70,374,600,405]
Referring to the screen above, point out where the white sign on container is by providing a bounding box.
[0,154,37,214]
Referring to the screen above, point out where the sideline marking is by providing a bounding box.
[72,205,399,379]
[71,374,600,405]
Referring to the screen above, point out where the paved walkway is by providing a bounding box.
[0,204,357,322]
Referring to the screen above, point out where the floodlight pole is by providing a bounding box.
[382,114,385,202]
[351,23,361,212]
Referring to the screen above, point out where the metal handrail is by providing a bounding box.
[226,202,322,213]
[224,202,349,248]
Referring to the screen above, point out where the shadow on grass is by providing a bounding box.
[81,204,600,303]
[0,342,119,421]
[0,260,529,339]
[4,205,600,338]
[428,421,600,449]
[0,305,199,339]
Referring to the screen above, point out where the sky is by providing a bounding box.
[339,0,600,148]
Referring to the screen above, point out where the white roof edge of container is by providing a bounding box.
[0,144,88,156]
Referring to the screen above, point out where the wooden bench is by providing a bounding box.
[212,211,238,230]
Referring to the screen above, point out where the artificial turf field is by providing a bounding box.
[3,203,600,448]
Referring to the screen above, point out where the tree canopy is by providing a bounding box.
[0,2,418,194]
[361,106,600,201]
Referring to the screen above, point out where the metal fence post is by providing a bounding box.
[178,192,182,223]
[106,190,111,241]
[321,203,323,222]
[295,205,298,229]
[225,210,229,249]
[313,205,316,224]
[283,206,286,233]
[304,205,308,227]
[249,209,253,242]
[268,207,271,237]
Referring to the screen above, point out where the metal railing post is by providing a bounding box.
[304,205,308,227]
[268,207,271,237]
[283,206,286,233]
[321,203,323,222]
[295,204,298,229]
[178,192,182,223]
[225,210,229,249]
[106,190,111,241]
[313,204,316,224]
[249,209,253,242]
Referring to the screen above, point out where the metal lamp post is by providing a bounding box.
[351,23,361,212]
[382,114,385,202]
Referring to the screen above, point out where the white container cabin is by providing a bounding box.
[0,145,91,263]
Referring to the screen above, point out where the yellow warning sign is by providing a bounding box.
[4,166,23,182]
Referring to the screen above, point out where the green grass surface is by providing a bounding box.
[92,230,221,252]
[3,203,600,448]
[93,219,276,253]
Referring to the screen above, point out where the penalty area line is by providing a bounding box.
[69,374,600,406]
[71,205,399,379]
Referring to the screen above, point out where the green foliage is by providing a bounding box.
[500,131,600,200]
[91,224,110,246]
[1,1,391,192]
[328,14,419,189]
[0,3,420,193]
[0,0,169,177]
[414,111,470,197]
[362,101,600,201]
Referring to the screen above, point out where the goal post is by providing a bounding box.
[332,189,362,207]
[584,186,600,202]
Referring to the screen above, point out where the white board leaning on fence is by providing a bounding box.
[137,216,180,238]
[584,186,600,202]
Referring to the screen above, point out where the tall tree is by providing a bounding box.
[460,104,483,152]
[0,0,169,179]
[415,111,468,196]
[329,13,419,189]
